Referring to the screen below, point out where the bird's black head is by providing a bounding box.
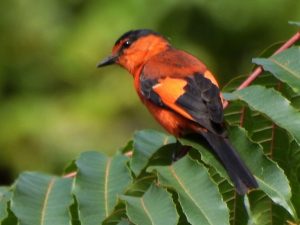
[114,29,161,49]
[97,29,170,71]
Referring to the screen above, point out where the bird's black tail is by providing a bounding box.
[201,131,258,195]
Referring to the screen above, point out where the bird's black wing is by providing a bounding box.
[140,72,225,134]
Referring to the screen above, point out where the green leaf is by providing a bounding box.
[118,140,133,154]
[243,195,255,225]
[247,191,292,225]
[180,137,230,182]
[287,141,300,217]
[149,156,229,225]
[121,184,179,225]
[102,202,128,225]
[224,74,300,223]
[131,130,177,176]
[63,160,77,175]
[181,126,297,220]
[0,187,11,222]
[70,197,80,225]
[125,174,156,197]
[207,168,249,225]
[1,207,18,225]
[224,85,300,145]
[240,113,295,223]
[283,81,300,109]
[74,152,132,225]
[116,219,132,225]
[228,127,297,219]
[253,47,300,92]
[11,172,73,225]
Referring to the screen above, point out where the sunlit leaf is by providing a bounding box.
[11,172,73,225]
[149,156,229,225]
[121,184,178,225]
[74,152,132,225]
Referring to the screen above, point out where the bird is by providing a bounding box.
[97,29,258,195]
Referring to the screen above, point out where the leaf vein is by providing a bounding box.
[104,158,112,218]
[270,58,300,79]
[40,177,56,225]
[168,165,213,225]
[140,197,155,225]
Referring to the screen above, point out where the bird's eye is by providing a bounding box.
[123,40,131,48]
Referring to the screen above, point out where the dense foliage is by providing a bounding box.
[0,39,299,224]
[1,0,300,183]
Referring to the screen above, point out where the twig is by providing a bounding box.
[223,31,300,109]
[125,151,133,157]
[63,171,77,178]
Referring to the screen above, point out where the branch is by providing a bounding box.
[63,171,77,178]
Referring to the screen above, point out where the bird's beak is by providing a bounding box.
[97,55,118,68]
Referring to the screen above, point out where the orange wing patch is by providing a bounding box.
[204,70,225,104]
[204,70,219,87]
[153,77,195,121]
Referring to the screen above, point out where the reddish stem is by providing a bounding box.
[236,67,263,91]
[63,171,77,178]
[273,31,300,54]
[223,31,300,109]
[125,151,133,157]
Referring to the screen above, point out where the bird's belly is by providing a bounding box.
[142,99,193,137]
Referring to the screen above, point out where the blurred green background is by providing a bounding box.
[0,0,299,185]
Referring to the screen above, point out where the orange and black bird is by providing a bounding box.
[97,29,258,195]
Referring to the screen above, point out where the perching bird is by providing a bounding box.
[97,29,258,195]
